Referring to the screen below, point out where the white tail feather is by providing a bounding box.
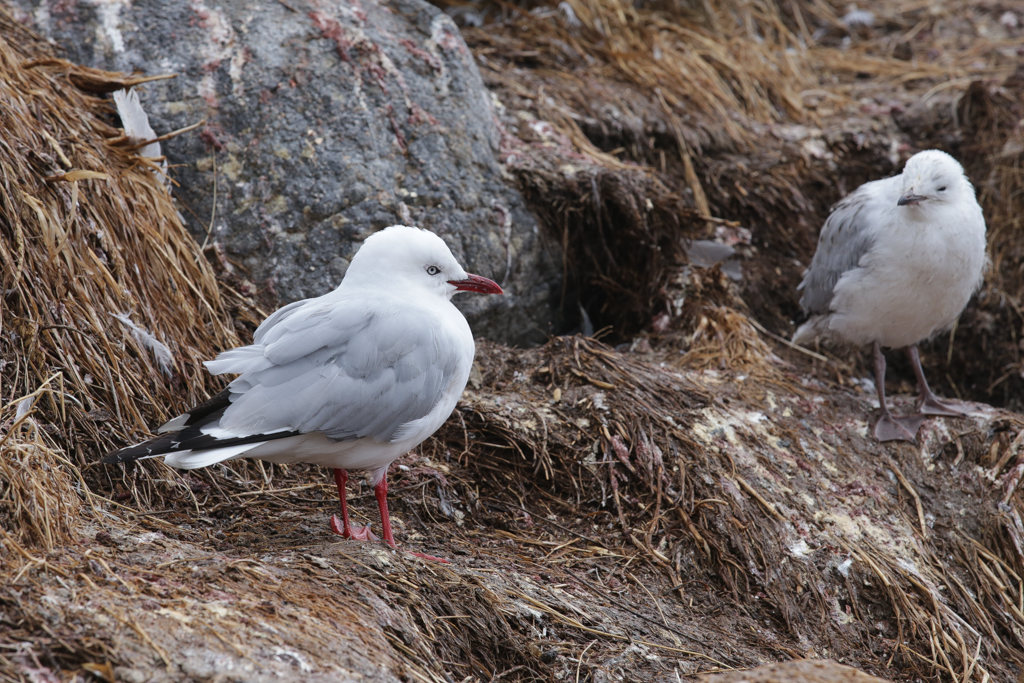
[205,346,271,375]
[792,315,829,346]
[157,413,189,433]
[164,442,264,470]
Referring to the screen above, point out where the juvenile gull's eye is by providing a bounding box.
[426,265,441,276]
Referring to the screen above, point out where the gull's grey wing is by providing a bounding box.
[209,296,467,443]
[253,298,311,344]
[799,189,878,315]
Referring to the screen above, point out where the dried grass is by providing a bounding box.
[678,304,779,374]
[466,0,813,151]
[458,0,1016,159]
[659,264,783,376]
[0,383,81,552]
[512,158,697,336]
[0,6,244,550]
[7,329,1024,681]
[450,0,830,336]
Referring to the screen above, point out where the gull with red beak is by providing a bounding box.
[103,225,503,558]
[793,150,987,442]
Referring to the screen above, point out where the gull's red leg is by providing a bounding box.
[331,468,352,534]
[373,472,396,548]
[329,468,378,541]
[373,470,449,563]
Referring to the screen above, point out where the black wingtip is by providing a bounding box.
[100,450,135,465]
[99,427,303,467]
[100,442,157,465]
[99,388,235,467]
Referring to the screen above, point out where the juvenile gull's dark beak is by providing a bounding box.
[448,274,503,294]
[897,194,927,206]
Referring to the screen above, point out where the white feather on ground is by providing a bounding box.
[15,395,36,422]
[113,313,175,377]
[113,88,165,179]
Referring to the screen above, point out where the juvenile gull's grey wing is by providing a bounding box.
[212,297,465,444]
[799,188,878,315]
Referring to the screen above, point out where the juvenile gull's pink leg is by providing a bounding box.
[872,342,925,443]
[906,344,971,417]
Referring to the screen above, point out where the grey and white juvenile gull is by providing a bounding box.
[793,150,986,442]
[103,225,503,557]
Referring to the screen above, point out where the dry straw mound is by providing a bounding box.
[440,337,1024,681]
[0,9,242,551]
[459,0,820,336]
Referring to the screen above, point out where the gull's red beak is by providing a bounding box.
[448,274,503,294]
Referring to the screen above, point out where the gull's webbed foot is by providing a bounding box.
[330,514,379,541]
[917,395,971,418]
[874,413,926,443]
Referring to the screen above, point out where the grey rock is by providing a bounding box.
[17,0,559,345]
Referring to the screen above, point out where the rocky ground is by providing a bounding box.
[3,0,1024,682]
[6,335,1024,681]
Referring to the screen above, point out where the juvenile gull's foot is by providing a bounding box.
[874,414,926,443]
[918,396,972,418]
[330,514,379,541]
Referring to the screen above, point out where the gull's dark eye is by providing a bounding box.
[937,186,947,192]
[426,265,441,276]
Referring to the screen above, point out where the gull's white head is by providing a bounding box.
[897,150,972,209]
[343,225,503,299]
